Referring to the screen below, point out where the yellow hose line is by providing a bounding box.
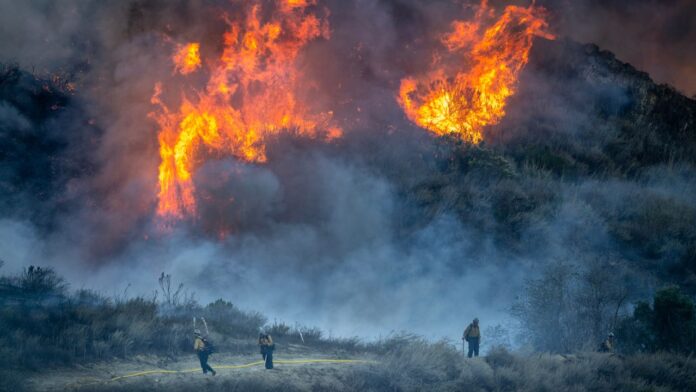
[109,358,374,382]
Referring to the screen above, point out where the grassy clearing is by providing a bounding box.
[26,341,696,392]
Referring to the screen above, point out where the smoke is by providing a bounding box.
[0,0,694,345]
[540,0,696,96]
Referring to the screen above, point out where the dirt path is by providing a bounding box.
[26,354,377,391]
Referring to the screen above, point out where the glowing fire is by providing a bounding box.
[151,0,338,219]
[172,43,201,75]
[398,0,554,143]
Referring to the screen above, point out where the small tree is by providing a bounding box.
[512,262,577,352]
[575,259,630,345]
[20,265,68,298]
[616,301,655,353]
[653,286,696,353]
[513,259,632,353]
[158,272,185,307]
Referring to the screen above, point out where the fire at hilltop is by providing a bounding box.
[150,0,554,223]
[151,0,339,220]
[399,0,554,143]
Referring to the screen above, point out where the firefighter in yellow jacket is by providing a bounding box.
[259,332,275,369]
[194,329,216,375]
[463,318,481,358]
[598,332,615,353]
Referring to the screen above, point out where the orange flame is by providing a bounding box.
[151,0,336,219]
[172,43,202,75]
[398,0,554,143]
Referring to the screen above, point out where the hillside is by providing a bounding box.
[389,37,696,293]
[2,26,696,392]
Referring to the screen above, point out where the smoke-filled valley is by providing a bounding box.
[1,1,695,391]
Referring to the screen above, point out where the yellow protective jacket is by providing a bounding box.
[599,339,614,353]
[463,324,480,341]
[194,337,205,351]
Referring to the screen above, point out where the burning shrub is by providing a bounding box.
[398,0,554,143]
[151,0,338,220]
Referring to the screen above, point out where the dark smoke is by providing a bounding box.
[541,0,696,96]
[0,0,694,345]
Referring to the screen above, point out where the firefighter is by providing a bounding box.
[598,332,615,353]
[259,332,275,369]
[194,329,216,376]
[463,318,481,358]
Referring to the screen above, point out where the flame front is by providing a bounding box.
[151,0,337,219]
[398,0,554,143]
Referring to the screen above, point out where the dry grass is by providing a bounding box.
[52,341,696,392]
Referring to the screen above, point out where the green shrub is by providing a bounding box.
[617,286,696,354]
[653,287,696,353]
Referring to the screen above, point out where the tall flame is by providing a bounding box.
[398,0,554,143]
[151,0,337,219]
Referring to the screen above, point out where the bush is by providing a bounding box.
[265,320,291,338]
[0,267,382,370]
[513,259,633,353]
[653,286,696,352]
[204,299,266,338]
[619,286,696,354]
[0,267,273,367]
[0,369,27,392]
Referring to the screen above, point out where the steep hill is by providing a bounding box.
[392,38,696,294]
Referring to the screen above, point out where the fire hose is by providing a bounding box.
[109,358,376,382]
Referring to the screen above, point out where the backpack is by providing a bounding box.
[202,338,217,354]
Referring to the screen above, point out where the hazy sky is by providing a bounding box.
[543,0,696,96]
